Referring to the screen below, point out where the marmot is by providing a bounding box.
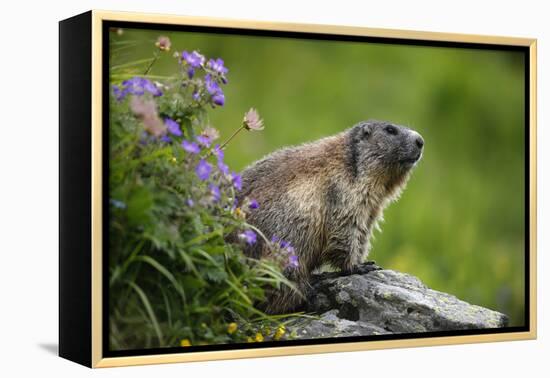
[238,120,424,314]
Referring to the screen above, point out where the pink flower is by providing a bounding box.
[243,108,264,131]
[130,97,166,137]
[155,36,171,51]
[201,126,220,141]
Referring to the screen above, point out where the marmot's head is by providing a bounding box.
[347,120,424,192]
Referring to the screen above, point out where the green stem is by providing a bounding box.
[219,125,245,150]
[143,52,159,75]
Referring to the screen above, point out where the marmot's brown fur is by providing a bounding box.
[237,120,424,314]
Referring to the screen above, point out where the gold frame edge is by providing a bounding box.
[92,9,536,46]
[529,41,537,338]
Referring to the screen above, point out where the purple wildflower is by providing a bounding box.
[182,50,205,68]
[186,198,194,207]
[218,161,229,175]
[204,74,221,94]
[192,91,200,101]
[212,143,224,174]
[122,77,162,97]
[181,140,201,154]
[212,144,229,176]
[181,51,205,78]
[112,85,126,101]
[279,240,290,249]
[142,79,163,96]
[165,118,182,136]
[204,74,225,107]
[211,92,225,106]
[214,144,227,174]
[249,199,259,209]
[207,58,228,75]
[160,135,172,143]
[271,235,279,244]
[231,172,242,191]
[122,77,145,95]
[195,159,212,181]
[209,184,221,202]
[213,144,224,161]
[288,254,299,268]
[239,230,257,245]
[196,135,212,147]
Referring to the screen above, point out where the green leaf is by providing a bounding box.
[224,278,252,305]
[203,267,228,283]
[126,280,164,345]
[126,186,153,227]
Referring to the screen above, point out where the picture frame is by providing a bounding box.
[59,10,537,368]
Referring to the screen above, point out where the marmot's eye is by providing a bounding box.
[384,125,398,135]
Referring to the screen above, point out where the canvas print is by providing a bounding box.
[107,24,527,354]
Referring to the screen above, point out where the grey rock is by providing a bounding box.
[289,263,508,339]
[291,310,391,339]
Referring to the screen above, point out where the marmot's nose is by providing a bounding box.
[415,136,424,150]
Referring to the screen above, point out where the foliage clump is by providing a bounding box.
[109,34,298,350]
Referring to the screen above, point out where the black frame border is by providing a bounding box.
[101,20,531,359]
[59,11,93,367]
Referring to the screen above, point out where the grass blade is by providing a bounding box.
[126,280,164,345]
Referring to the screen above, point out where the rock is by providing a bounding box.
[289,263,508,340]
[292,310,391,339]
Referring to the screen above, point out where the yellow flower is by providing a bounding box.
[247,337,254,343]
[180,339,192,347]
[227,322,238,334]
[274,326,286,341]
[254,332,264,342]
[170,156,177,164]
[234,207,246,220]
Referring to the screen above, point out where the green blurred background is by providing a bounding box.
[111,28,526,326]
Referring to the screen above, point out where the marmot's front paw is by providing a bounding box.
[346,262,381,275]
